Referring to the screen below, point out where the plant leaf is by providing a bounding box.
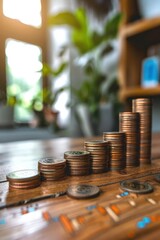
[104,13,123,39]
[99,44,113,58]
[48,12,81,29]
[72,8,94,54]
[42,62,68,77]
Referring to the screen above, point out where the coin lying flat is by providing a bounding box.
[120,179,153,194]
[64,151,90,157]
[6,169,41,189]
[39,158,66,165]
[67,184,100,199]
[154,174,160,182]
[6,169,40,181]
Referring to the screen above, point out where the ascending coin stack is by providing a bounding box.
[103,132,126,171]
[84,140,109,174]
[64,151,91,176]
[6,169,41,189]
[6,98,153,187]
[119,112,140,167]
[132,98,152,164]
[38,158,66,181]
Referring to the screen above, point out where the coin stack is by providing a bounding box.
[6,169,41,189]
[132,98,152,164]
[103,132,126,171]
[119,112,140,167]
[64,151,91,176]
[84,140,109,174]
[38,158,66,181]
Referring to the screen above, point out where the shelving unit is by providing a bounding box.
[119,0,160,102]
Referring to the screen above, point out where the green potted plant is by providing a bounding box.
[48,8,122,135]
[0,90,17,128]
[31,61,68,131]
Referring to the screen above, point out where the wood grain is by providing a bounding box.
[119,0,160,103]
[0,134,160,239]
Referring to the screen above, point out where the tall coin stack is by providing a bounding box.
[119,112,140,167]
[38,158,66,181]
[84,140,109,174]
[103,132,126,171]
[64,151,91,176]
[132,98,152,164]
[6,169,41,189]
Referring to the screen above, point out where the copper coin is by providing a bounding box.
[120,180,153,194]
[67,184,100,199]
[7,169,40,182]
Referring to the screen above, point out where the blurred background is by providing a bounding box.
[0,0,160,142]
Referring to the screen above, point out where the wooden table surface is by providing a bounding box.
[1,133,160,239]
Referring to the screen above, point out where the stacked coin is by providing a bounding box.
[38,158,66,181]
[119,112,140,167]
[103,132,126,171]
[64,151,91,176]
[132,98,152,164]
[6,169,41,189]
[84,140,109,174]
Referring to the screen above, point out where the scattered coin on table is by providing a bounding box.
[120,179,153,194]
[67,184,100,199]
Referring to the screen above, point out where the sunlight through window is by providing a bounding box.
[6,39,42,122]
[3,0,42,27]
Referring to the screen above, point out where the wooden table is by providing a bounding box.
[1,134,160,239]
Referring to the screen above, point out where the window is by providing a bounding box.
[3,0,42,27]
[6,39,42,122]
[0,0,48,123]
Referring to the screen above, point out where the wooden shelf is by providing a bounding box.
[120,86,160,101]
[119,0,160,106]
[120,17,160,38]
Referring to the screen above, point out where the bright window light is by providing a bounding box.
[3,0,42,27]
[6,39,42,122]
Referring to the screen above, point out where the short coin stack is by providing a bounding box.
[84,140,109,174]
[64,151,91,176]
[6,169,41,189]
[38,158,66,181]
[103,132,126,171]
[132,98,152,164]
[119,112,140,167]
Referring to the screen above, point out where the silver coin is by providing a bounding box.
[120,180,153,194]
[154,174,160,182]
[7,169,39,181]
[67,184,100,199]
[39,158,66,165]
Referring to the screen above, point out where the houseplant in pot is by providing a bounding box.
[48,8,122,136]
[0,90,17,128]
[31,61,68,131]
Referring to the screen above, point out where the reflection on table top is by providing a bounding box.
[1,134,160,239]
